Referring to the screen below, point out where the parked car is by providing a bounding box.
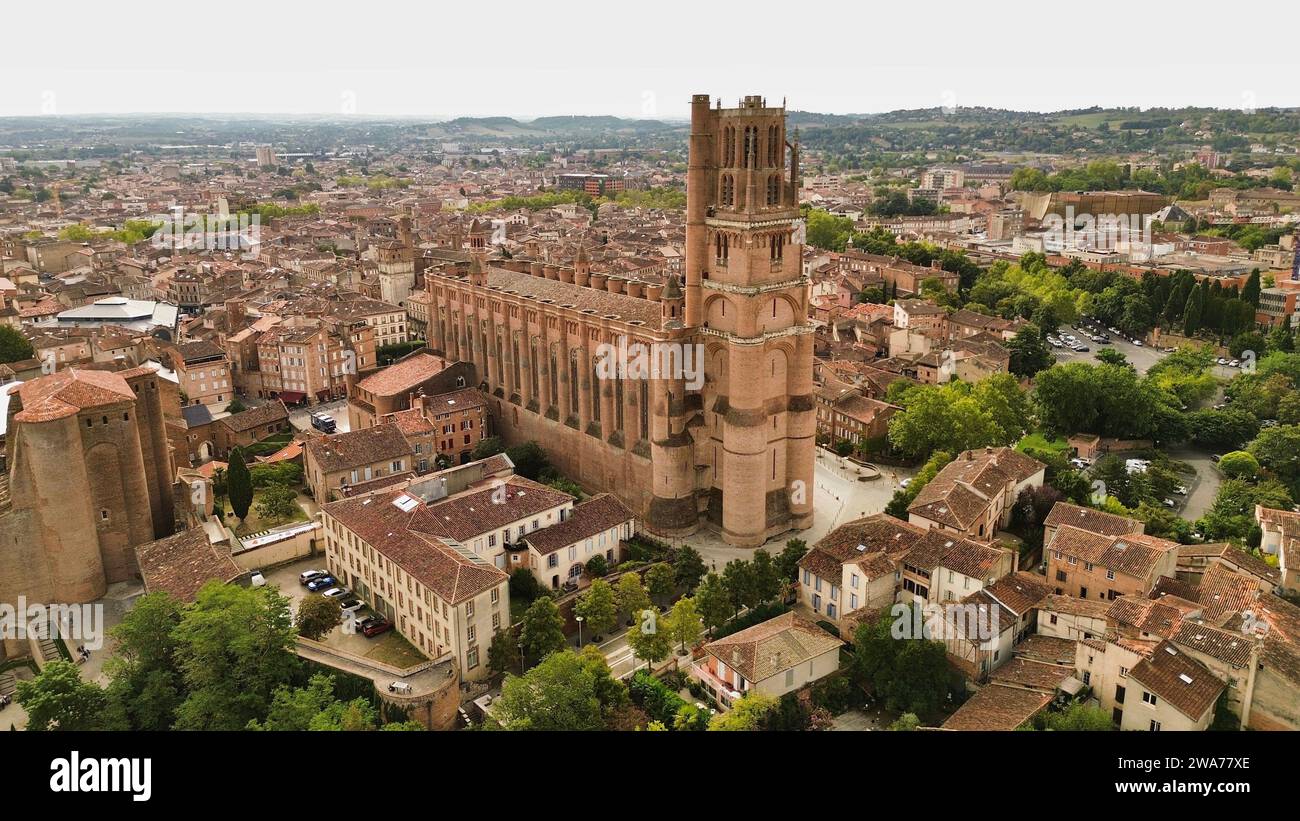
[1216,358,1228,366]
[250,571,266,587]
[1069,457,1090,469]
[340,598,364,613]
[1229,360,1240,368]
[299,569,327,586]
[1210,454,1222,463]
[321,587,350,599]
[1162,498,1177,508]
[1173,486,1188,495]
[1131,339,1142,347]
[362,618,393,638]
[1075,345,1090,352]
[899,478,913,489]
[306,576,337,592]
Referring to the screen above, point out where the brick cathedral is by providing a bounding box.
[425,95,813,547]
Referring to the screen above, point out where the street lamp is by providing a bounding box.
[575,614,584,646]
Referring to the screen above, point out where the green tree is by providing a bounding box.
[721,559,758,614]
[1182,285,1205,336]
[0,325,35,363]
[492,650,604,731]
[673,545,707,592]
[170,582,301,730]
[583,554,608,577]
[295,594,342,640]
[1218,450,1260,480]
[226,446,254,521]
[750,549,784,604]
[708,691,778,730]
[644,562,675,605]
[775,539,808,582]
[16,660,120,731]
[519,596,568,666]
[694,572,731,636]
[1008,324,1053,377]
[1241,269,1262,306]
[614,572,651,625]
[1247,424,1300,479]
[1040,703,1115,731]
[890,712,922,731]
[471,436,505,460]
[504,441,551,480]
[255,483,300,522]
[103,591,185,731]
[574,578,618,640]
[626,607,672,670]
[247,673,381,731]
[667,596,703,654]
[488,627,522,677]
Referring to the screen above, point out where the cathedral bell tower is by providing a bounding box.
[679,94,814,547]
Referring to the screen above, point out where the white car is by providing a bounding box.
[321,587,349,599]
[1229,360,1240,368]
[339,598,364,613]
[899,478,913,489]
[299,569,327,586]
[1131,339,1142,347]
[1069,457,1090,469]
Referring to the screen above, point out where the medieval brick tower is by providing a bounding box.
[681,94,814,545]
[423,94,813,549]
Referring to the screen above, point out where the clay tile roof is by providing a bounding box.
[983,571,1054,615]
[1196,564,1262,621]
[521,493,634,556]
[1044,501,1144,537]
[354,351,447,396]
[218,400,288,434]
[136,526,243,603]
[940,684,1052,731]
[1041,593,1111,620]
[304,423,412,474]
[989,656,1074,693]
[12,367,135,423]
[321,489,507,604]
[1171,622,1254,668]
[704,612,843,683]
[1107,596,1185,637]
[410,475,573,543]
[799,513,926,579]
[1129,641,1225,721]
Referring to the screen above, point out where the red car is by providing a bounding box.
[361,617,393,638]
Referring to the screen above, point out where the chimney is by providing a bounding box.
[626,280,645,299]
[645,283,664,302]
[529,261,545,278]
[589,272,607,290]
[606,276,625,295]
[559,267,575,285]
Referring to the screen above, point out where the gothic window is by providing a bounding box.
[743,126,757,167]
[767,174,780,206]
[723,126,735,167]
[549,345,559,405]
[591,355,601,422]
[569,350,580,412]
[721,174,734,207]
[529,339,540,397]
[639,381,649,441]
[614,374,625,431]
[767,125,780,166]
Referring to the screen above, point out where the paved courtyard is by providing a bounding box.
[680,451,916,569]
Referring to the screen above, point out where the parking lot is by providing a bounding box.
[1051,322,1239,380]
[264,557,425,667]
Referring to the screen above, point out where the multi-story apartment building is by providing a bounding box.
[907,447,1046,543]
[517,493,636,590]
[171,340,231,406]
[382,387,489,469]
[320,480,511,681]
[1046,525,1179,601]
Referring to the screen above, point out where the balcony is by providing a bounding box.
[688,661,743,709]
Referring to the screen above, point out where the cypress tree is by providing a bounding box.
[227,446,253,521]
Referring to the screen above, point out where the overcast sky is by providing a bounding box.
[3,0,1297,119]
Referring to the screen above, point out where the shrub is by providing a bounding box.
[628,669,687,727]
[810,672,861,714]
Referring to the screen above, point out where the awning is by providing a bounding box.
[278,391,306,404]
